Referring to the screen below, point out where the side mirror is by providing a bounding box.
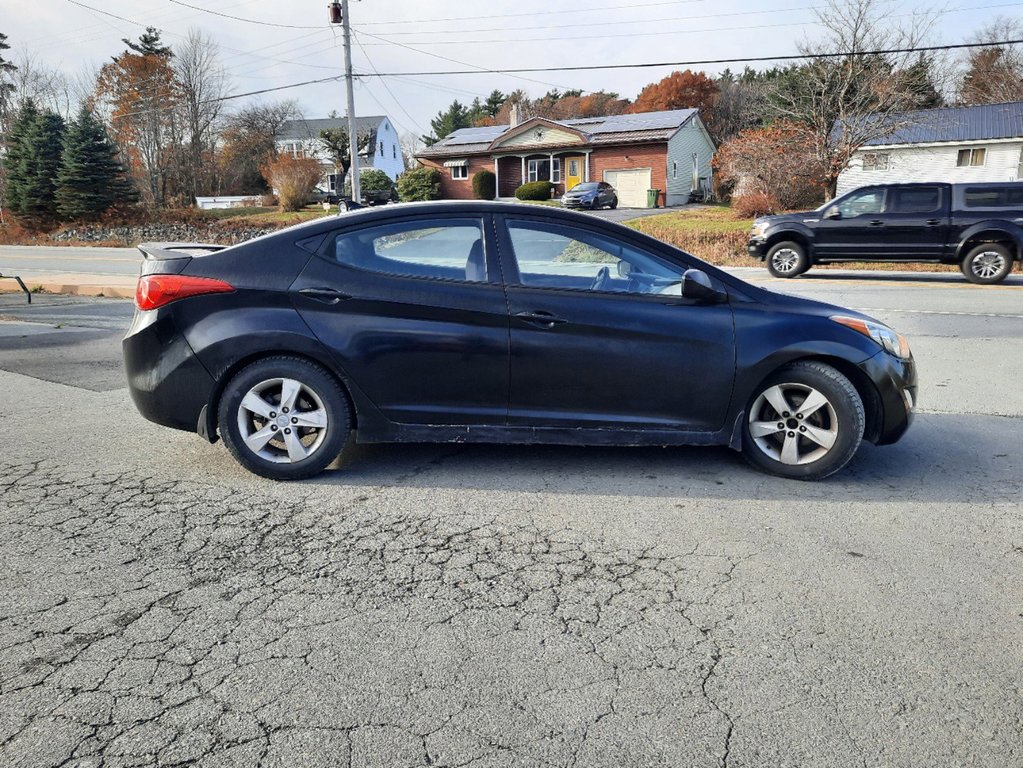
[824,207,841,220]
[681,269,726,303]
[617,260,633,278]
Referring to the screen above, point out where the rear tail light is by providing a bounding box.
[135,274,234,311]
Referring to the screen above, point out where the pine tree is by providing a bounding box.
[120,27,172,58]
[55,107,136,220]
[2,100,39,214]
[19,110,65,221]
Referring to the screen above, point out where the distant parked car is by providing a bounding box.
[124,201,915,482]
[748,181,1023,284]
[562,181,618,210]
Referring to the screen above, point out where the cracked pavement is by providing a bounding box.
[1,284,1023,767]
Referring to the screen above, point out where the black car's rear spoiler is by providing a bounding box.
[138,242,227,260]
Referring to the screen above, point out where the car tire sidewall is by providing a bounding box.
[610,197,618,209]
[741,362,864,480]
[766,241,809,278]
[961,243,1013,284]
[218,356,351,481]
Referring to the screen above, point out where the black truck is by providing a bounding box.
[748,182,1023,284]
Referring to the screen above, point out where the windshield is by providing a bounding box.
[571,182,599,192]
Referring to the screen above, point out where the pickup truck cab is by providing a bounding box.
[748,182,1023,284]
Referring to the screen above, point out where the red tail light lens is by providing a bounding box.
[135,275,234,311]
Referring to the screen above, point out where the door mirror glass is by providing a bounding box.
[824,207,841,220]
[681,269,726,303]
[617,260,633,278]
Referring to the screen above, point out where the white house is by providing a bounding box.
[275,116,404,194]
[838,101,1023,196]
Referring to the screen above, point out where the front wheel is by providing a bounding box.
[765,241,809,278]
[961,243,1013,284]
[609,197,618,209]
[218,356,351,480]
[742,362,864,480]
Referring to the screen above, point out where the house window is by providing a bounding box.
[393,146,397,159]
[862,153,889,171]
[284,142,305,159]
[673,161,678,179]
[528,158,560,182]
[379,141,384,156]
[451,165,468,180]
[956,147,987,167]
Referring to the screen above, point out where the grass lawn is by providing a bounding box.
[208,205,331,226]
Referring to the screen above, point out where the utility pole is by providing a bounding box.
[329,1,360,204]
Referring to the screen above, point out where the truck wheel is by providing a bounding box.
[961,244,1013,284]
[766,241,809,278]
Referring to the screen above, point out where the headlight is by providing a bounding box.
[831,315,911,359]
[751,220,768,238]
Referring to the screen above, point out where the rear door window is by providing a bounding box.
[888,186,942,213]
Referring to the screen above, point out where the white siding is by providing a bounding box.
[838,141,1023,195]
[665,117,715,206]
[371,118,405,181]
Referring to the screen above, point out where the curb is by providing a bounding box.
[0,279,135,300]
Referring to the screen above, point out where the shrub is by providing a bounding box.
[472,169,496,200]
[260,155,323,211]
[515,180,553,201]
[731,192,781,218]
[343,168,394,198]
[397,167,442,202]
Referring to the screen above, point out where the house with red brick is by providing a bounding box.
[415,108,715,207]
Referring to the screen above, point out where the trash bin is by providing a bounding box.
[646,189,660,208]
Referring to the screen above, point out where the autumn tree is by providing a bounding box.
[318,124,373,196]
[629,70,718,117]
[95,28,180,207]
[771,0,939,198]
[260,154,323,211]
[218,100,297,194]
[959,17,1023,103]
[715,121,826,210]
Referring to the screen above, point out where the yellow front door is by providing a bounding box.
[565,156,583,190]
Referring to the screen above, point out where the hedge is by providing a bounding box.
[515,180,553,201]
[472,169,496,200]
[396,167,442,202]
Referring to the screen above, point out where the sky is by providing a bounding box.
[0,0,1014,140]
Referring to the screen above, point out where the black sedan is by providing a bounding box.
[561,181,618,210]
[124,201,916,481]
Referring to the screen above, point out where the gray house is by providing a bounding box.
[838,101,1023,195]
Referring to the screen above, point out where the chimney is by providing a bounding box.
[509,102,520,128]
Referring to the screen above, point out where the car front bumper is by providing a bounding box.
[748,238,768,260]
[561,197,593,208]
[858,350,917,445]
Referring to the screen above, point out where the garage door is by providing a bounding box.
[604,168,652,208]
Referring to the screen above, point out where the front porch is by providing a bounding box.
[494,150,592,198]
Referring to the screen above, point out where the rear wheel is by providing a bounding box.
[766,241,809,278]
[742,362,864,480]
[961,243,1013,284]
[591,197,602,210]
[218,356,351,480]
[609,197,618,209]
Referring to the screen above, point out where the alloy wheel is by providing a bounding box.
[971,250,1007,281]
[748,382,839,465]
[236,377,329,464]
[771,248,801,275]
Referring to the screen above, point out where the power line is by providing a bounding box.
[351,33,426,134]
[165,0,324,30]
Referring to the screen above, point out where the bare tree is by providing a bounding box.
[959,16,1023,104]
[771,0,939,198]
[174,28,229,199]
[399,131,422,170]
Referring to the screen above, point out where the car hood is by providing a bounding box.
[755,210,820,227]
[564,189,597,197]
[750,282,881,326]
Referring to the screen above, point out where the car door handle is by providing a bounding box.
[515,310,568,328]
[298,287,352,304]
[868,220,884,227]
[925,219,942,226]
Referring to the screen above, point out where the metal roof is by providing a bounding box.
[861,102,1023,146]
[418,109,697,158]
[276,116,386,141]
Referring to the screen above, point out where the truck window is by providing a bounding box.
[963,186,1023,208]
[837,189,884,218]
[889,186,941,213]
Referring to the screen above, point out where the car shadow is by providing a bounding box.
[796,271,1023,287]
[312,411,1021,505]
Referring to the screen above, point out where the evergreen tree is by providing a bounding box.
[16,110,65,221]
[0,32,17,118]
[55,107,136,220]
[121,27,172,58]
[2,100,40,214]
[422,100,471,146]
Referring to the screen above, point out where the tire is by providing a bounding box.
[741,362,864,480]
[609,197,618,210]
[765,241,809,278]
[591,197,602,211]
[217,356,351,480]
[961,243,1013,284]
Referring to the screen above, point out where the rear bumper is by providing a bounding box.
[858,350,917,445]
[123,308,216,434]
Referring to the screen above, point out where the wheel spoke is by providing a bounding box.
[244,423,276,453]
[240,391,274,419]
[802,423,837,450]
[763,385,791,417]
[750,420,784,438]
[292,408,327,429]
[283,429,308,462]
[798,389,829,418]
[780,432,800,465]
[279,378,302,412]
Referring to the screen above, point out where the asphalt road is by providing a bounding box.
[1,275,1022,768]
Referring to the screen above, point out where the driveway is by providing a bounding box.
[587,205,686,224]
